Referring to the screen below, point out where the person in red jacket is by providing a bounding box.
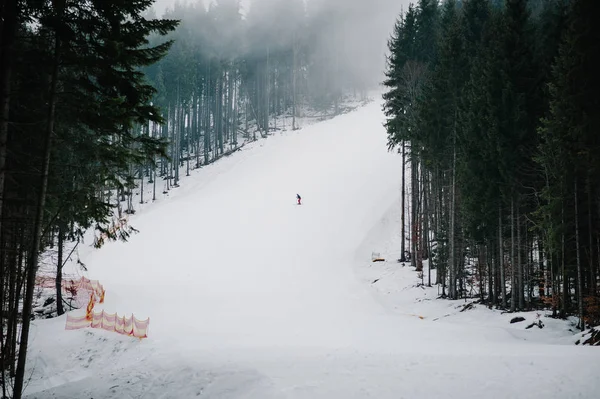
[297,193,302,205]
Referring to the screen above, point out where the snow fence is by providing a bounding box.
[64,278,149,338]
[73,311,149,338]
[36,275,105,308]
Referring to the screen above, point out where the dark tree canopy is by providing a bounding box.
[383,0,600,327]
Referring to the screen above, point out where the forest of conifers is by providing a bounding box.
[1,0,599,396]
[141,0,384,190]
[383,0,599,328]
[0,0,381,397]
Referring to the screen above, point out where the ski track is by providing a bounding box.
[25,100,600,399]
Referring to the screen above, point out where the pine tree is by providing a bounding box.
[0,2,178,396]
[382,0,592,314]
[537,0,600,328]
[383,5,419,266]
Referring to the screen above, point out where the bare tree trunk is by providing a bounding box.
[232,75,238,146]
[422,167,429,261]
[400,142,406,262]
[457,220,465,298]
[436,168,444,285]
[127,160,133,213]
[527,228,532,308]
[510,196,516,312]
[517,205,524,310]
[561,203,567,318]
[194,92,201,168]
[424,171,431,286]
[575,179,585,330]
[56,225,64,316]
[140,163,144,204]
[5,234,25,382]
[441,174,447,296]
[168,102,174,189]
[180,102,185,169]
[174,87,180,186]
[432,168,440,280]
[185,110,189,177]
[152,122,157,201]
[229,67,235,146]
[292,33,297,130]
[449,135,457,299]
[152,161,156,201]
[245,94,249,139]
[539,238,545,300]
[265,48,270,134]
[479,245,485,302]
[204,69,211,164]
[3,231,18,381]
[498,205,507,309]
[416,160,424,273]
[411,152,418,270]
[224,68,230,145]
[587,171,595,295]
[488,240,495,306]
[550,252,558,317]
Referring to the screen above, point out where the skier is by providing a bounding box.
[297,193,302,205]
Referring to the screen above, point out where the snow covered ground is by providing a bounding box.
[25,99,599,398]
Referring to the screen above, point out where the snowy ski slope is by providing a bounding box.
[25,100,599,398]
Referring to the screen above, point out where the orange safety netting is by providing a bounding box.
[67,310,149,338]
[65,314,91,330]
[34,275,57,289]
[65,310,150,338]
[36,275,105,310]
[132,315,150,338]
[65,277,150,338]
[77,277,105,303]
[85,293,95,320]
[65,279,149,338]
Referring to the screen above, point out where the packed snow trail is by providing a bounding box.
[92,100,402,348]
[26,101,599,398]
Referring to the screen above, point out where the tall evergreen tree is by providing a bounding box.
[537,0,600,328]
[383,0,598,317]
[1,2,178,396]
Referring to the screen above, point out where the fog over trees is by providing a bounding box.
[134,0,408,191]
[149,0,407,105]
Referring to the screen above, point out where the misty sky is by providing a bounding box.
[150,0,411,87]
[152,0,409,17]
[153,0,246,15]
